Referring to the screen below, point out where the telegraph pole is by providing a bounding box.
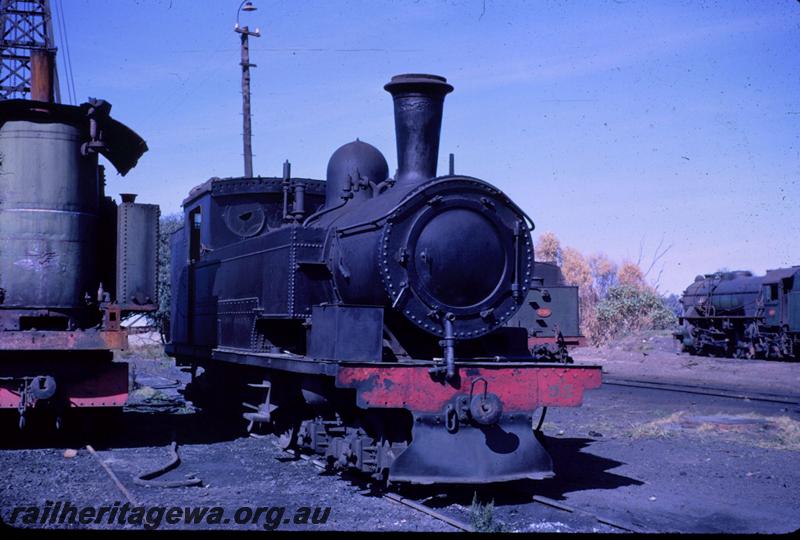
[0,0,60,101]
[235,1,260,178]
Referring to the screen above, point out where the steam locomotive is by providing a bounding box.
[0,58,157,429]
[674,267,800,359]
[166,74,601,484]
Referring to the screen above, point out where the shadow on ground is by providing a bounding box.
[0,401,245,451]
[389,436,642,507]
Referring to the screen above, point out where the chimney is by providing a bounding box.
[384,74,453,186]
[30,49,56,103]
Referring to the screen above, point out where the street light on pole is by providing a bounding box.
[235,0,260,178]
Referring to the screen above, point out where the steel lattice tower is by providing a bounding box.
[0,0,59,101]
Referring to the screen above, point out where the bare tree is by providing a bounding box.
[635,234,673,291]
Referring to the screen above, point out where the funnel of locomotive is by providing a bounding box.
[385,73,452,186]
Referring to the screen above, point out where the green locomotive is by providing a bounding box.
[505,262,584,362]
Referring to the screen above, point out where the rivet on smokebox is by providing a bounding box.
[64,449,78,458]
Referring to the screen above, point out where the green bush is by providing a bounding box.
[469,493,502,533]
[593,284,677,344]
[155,213,184,341]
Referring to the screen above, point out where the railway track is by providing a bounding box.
[281,447,473,531]
[603,376,800,405]
[88,422,648,532]
[527,494,645,533]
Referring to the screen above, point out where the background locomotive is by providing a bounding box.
[675,267,800,359]
[166,73,601,484]
[506,261,584,362]
[0,50,157,429]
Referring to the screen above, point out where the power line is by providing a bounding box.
[54,0,75,103]
[52,0,71,103]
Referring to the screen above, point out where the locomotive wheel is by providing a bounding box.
[680,342,696,356]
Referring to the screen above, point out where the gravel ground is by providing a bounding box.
[0,438,454,532]
[0,387,451,532]
[506,383,799,533]
[2,336,799,533]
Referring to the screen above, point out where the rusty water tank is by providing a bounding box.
[0,116,100,309]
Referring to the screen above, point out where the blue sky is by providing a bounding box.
[53,0,798,294]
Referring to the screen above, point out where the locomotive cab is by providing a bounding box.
[761,268,798,329]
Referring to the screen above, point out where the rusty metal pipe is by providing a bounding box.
[30,49,56,103]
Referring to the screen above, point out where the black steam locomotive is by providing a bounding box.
[166,74,601,484]
[674,267,800,359]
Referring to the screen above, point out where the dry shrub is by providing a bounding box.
[561,247,594,295]
[535,231,562,265]
[618,261,647,289]
[589,253,618,298]
[581,301,599,341]
[534,232,676,343]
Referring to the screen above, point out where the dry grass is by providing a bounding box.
[628,411,685,439]
[750,415,800,451]
[125,343,169,360]
[628,411,800,451]
[118,332,169,360]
